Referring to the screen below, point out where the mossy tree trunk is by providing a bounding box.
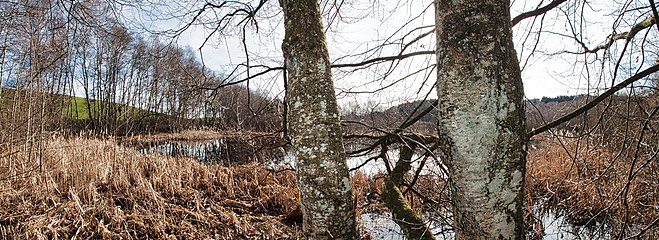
[434,0,527,239]
[382,141,436,240]
[279,0,357,239]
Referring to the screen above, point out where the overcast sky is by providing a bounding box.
[129,0,656,107]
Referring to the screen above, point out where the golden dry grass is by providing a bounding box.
[2,132,656,239]
[0,137,301,239]
[123,130,277,144]
[526,133,658,235]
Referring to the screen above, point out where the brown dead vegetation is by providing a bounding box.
[526,133,658,238]
[0,137,301,239]
[1,129,656,239]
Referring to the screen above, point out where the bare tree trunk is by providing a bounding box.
[279,0,357,239]
[434,0,527,239]
[382,141,436,240]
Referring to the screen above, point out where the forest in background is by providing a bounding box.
[0,0,281,141]
[0,0,657,239]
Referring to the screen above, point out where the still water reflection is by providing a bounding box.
[137,138,620,240]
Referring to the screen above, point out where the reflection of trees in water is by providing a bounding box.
[362,206,616,240]
[138,137,287,165]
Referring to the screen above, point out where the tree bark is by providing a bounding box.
[382,141,436,240]
[434,0,527,239]
[280,0,357,239]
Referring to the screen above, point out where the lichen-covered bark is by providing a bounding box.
[279,0,357,239]
[434,0,527,239]
[382,142,436,240]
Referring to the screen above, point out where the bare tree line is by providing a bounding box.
[0,0,656,239]
[131,0,657,238]
[0,0,282,143]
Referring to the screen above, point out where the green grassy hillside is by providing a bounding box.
[1,87,152,121]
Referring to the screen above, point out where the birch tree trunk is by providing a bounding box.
[279,0,357,239]
[434,0,527,239]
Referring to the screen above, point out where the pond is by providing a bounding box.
[360,213,454,240]
[136,136,286,165]
[138,138,446,176]
[136,138,624,240]
[360,208,616,240]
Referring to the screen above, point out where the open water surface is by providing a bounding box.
[137,138,625,239]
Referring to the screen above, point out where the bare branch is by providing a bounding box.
[649,0,659,32]
[528,64,659,138]
[511,0,568,26]
[585,15,656,53]
[332,50,434,68]
[202,50,435,90]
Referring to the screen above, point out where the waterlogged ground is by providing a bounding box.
[360,210,614,240]
[2,132,652,239]
[360,213,454,240]
[134,134,286,165]
[0,137,302,239]
[135,138,628,240]
[138,139,443,177]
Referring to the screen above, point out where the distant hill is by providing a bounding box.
[341,99,438,134]
[342,93,657,134]
[1,87,152,121]
[1,86,282,135]
[527,95,577,104]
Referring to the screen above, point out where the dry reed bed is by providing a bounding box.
[526,133,658,234]
[123,130,278,144]
[0,137,301,239]
[2,134,656,239]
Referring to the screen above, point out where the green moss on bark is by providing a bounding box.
[382,142,436,240]
[280,0,357,239]
[435,0,527,239]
